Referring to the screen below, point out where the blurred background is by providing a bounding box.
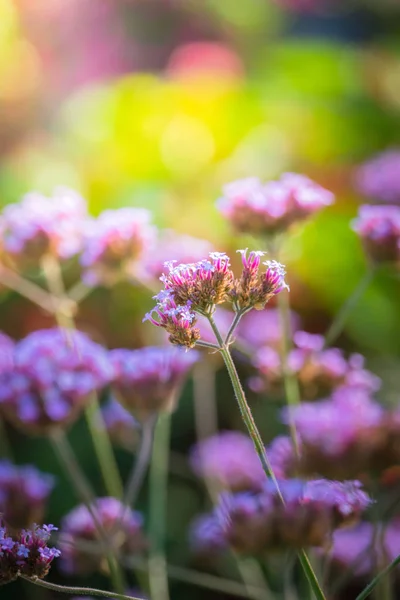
[2,0,400,598]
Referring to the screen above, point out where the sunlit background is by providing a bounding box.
[2,1,400,598]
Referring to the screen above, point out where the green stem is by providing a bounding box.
[277,291,300,455]
[225,310,248,347]
[20,575,141,600]
[355,555,400,600]
[49,430,126,595]
[85,395,124,499]
[208,315,327,600]
[149,414,171,600]
[323,268,375,349]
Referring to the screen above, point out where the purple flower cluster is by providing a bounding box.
[329,520,400,576]
[190,431,266,492]
[110,345,199,421]
[102,398,140,451]
[0,461,54,530]
[355,149,400,204]
[0,328,112,434]
[253,331,380,400]
[217,173,334,235]
[59,497,146,575]
[0,188,87,266]
[0,334,14,375]
[0,521,60,585]
[236,308,300,350]
[191,478,371,555]
[80,208,156,286]
[352,204,400,264]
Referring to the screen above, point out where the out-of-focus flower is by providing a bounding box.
[102,397,140,452]
[236,308,300,350]
[267,435,295,480]
[110,345,199,421]
[282,388,400,479]
[0,334,14,375]
[0,521,60,585]
[59,497,146,575]
[159,252,234,315]
[80,208,156,286]
[144,294,201,349]
[352,205,400,264]
[253,332,380,400]
[330,520,400,576]
[0,328,112,435]
[217,174,334,236]
[231,250,288,311]
[0,188,87,267]
[0,461,54,530]
[355,150,400,204]
[197,478,371,555]
[189,513,227,558]
[142,230,214,280]
[190,431,265,492]
[167,42,244,82]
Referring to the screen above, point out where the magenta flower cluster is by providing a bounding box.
[0,328,112,434]
[352,204,400,264]
[0,461,54,530]
[355,149,400,204]
[217,173,333,235]
[0,522,60,585]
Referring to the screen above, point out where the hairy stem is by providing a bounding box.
[149,414,171,600]
[49,429,126,594]
[323,268,375,349]
[21,575,141,600]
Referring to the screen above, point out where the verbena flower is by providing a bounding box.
[217,173,334,235]
[0,334,14,375]
[355,149,400,204]
[190,431,266,492]
[102,397,140,452]
[0,520,60,585]
[189,514,227,557]
[143,230,214,280]
[59,497,146,575]
[231,250,289,311]
[236,308,300,350]
[144,294,201,349]
[352,205,400,264]
[196,478,371,555]
[80,207,156,286]
[254,332,380,400]
[329,520,400,577]
[282,388,400,479]
[0,328,112,435]
[0,188,87,267]
[267,435,296,480]
[110,345,199,421]
[0,461,54,530]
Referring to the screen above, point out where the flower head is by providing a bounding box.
[217,173,334,235]
[0,462,55,530]
[0,521,60,585]
[355,149,400,204]
[205,477,371,555]
[0,188,87,267]
[80,207,156,286]
[352,205,400,264]
[189,514,227,558]
[0,328,112,435]
[110,345,199,421]
[59,497,146,575]
[231,250,289,311]
[144,294,201,349]
[190,431,266,492]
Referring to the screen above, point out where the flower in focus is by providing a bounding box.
[144,294,201,349]
[0,461,54,530]
[190,431,266,492]
[102,397,140,452]
[142,230,214,280]
[110,345,199,421]
[0,328,112,435]
[0,188,87,267]
[0,521,60,585]
[217,174,334,236]
[231,250,289,311]
[352,205,400,264]
[80,208,156,286]
[59,497,146,575]
[355,149,400,204]
[195,478,371,555]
